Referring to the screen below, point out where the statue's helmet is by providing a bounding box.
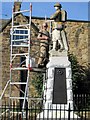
[54,3,62,8]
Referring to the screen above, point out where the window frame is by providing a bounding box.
[10,28,29,45]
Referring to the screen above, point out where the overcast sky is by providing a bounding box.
[0,1,89,21]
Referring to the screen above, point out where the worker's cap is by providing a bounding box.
[54,3,62,8]
[43,22,48,27]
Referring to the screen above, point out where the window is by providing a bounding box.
[11,28,29,45]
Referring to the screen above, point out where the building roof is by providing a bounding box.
[0,13,90,33]
[0,13,39,33]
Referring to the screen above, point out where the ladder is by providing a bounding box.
[10,3,32,113]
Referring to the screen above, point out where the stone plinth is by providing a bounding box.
[37,50,80,119]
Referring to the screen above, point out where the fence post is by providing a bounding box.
[68,103,70,120]
[26,102,28,120]
[5,101,6,119]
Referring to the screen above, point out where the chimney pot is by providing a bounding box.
[14,2,21,12]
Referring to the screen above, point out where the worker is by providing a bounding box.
[37,22,50,68]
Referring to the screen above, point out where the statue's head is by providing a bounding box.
[54,3,62,10]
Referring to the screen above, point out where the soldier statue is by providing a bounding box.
[50,3,68,51]
[37,22,50,68]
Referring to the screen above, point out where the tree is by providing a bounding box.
[68,53,88,93]
[32,73,43,96]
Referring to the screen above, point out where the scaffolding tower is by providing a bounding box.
[10,3,32,113]
[9,3,47,116]
[0,3,50,118]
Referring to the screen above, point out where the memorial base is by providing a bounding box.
[37,50,80,119]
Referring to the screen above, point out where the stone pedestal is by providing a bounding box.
[37,50,80,119]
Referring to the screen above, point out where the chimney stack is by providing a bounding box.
[13,2,21,12]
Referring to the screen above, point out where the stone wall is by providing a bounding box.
[0,17,90,103]
[0,33,2,106]
[65,21,89,66]
[88,23,90,66]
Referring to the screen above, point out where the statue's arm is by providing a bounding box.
[37,32,49,40]
[50,11,60,20]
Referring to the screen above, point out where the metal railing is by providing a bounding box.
[0,103,90,120]
[0,93,90,120]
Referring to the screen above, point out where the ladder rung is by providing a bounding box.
[13,10,29,14]
[11,67,28,70]
[10,97,43,100]
[13,33,29,36]
[10,82,27,85]
[12,39,28,42]
[13,24,29,28]
[46,20,54,22]
[32,68,46,73]
[11,67,46,72]
[11,44,29,47]
[28,97,43,100]
[12,53,28,56]
[10,97,28,100]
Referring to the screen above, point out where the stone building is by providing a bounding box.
[0,2,90,104]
